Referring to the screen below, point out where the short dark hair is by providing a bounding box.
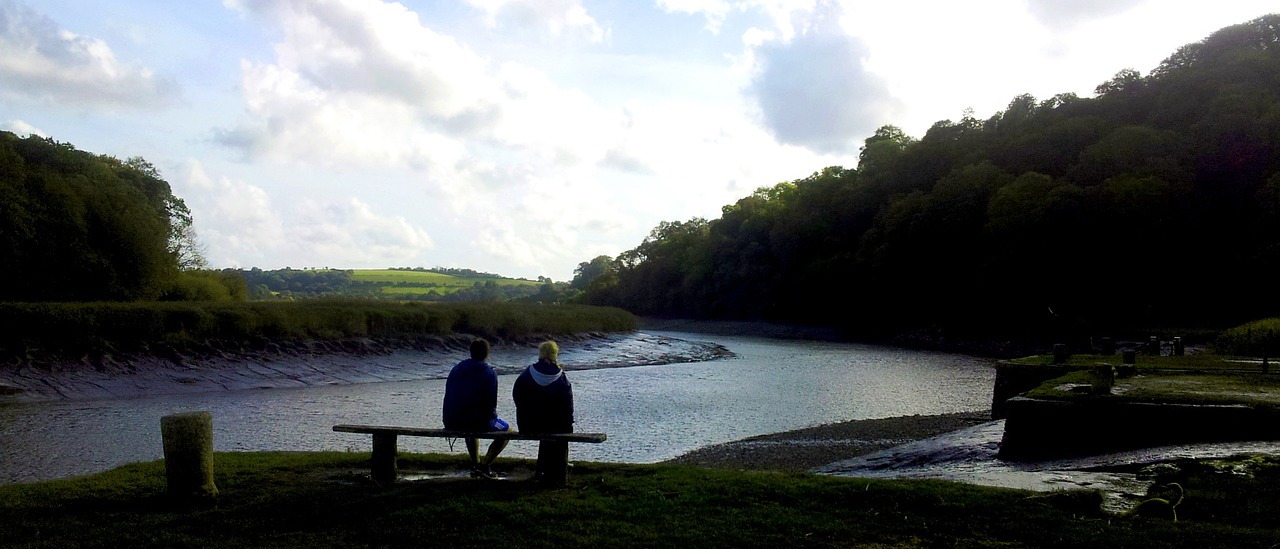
[469,338,490,360]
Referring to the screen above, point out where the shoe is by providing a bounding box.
[470,465,498,480]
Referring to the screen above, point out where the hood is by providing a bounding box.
[528,360,563,386]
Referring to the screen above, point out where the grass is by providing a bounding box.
[1007,353,1265,372]
[350,269,541,297]
[1024,369,1280,407]
[2,452,1279,548]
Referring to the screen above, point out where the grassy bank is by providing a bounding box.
[2,452,1278,548]
[0,301,636,360]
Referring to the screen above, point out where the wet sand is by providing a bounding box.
[664,410,992,472]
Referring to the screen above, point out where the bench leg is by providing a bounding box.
[371,432,398,484]
[536,440,569,486]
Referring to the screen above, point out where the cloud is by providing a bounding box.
[746,4,899,153]
[0,0,178,109]
[1024,0,1148,30]
[467,0,607,43]
[217,0,617,171]
[4,119,44,137]
[656,0,735,33]
[293,198,435,263]
[176,160,433,268]
[657,0,822,38]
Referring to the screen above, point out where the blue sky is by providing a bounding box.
[2,0,1275,281]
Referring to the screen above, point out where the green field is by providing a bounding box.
[350,269,541,297]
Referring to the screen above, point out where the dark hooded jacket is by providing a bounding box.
[442,358,499,430]
[512,358,574,434]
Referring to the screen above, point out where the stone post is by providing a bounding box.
[161,411,218,500]
[1052,344,1069,364]
[1090,364,1115,395]
[1147,336,1160,356]
[1173,336,1184,356]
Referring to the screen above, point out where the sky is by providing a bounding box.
[1,1,1275,281]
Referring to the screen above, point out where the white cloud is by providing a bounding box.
[293,198,435,263]
[657,0,734,33]
[4,119,44,137]
[0,0,178,110]
[177,161,286,262]
[218,0,617,171]
[1024,0,1148,30]
[175,160,433,268]
[657,0,820,38]
[467,0,607,42]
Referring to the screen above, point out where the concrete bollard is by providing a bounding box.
[1173,336,1184,356]
[1147,336,1160,356]
[1052,344,1069,364]
[1090,364,1116,395]
[161,411,218,500]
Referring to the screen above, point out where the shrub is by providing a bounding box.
[1215,318,1280,357]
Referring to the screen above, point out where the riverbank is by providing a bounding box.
[641,317,1045,358]
[0,331,731,403]
[664,410,992,471]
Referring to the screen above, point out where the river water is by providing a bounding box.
[0,331,995,485]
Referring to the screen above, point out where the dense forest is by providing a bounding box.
[0,131,247,302]
[577,15,1280,345]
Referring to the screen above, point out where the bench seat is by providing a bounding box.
[333,424,606,485]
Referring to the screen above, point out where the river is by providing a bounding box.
[0,331,995,485]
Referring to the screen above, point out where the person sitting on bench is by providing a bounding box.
[442,338,510,479]
[513,340,574,481]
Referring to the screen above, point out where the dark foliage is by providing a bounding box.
[0,132,201,302]
[582,15,1280,345]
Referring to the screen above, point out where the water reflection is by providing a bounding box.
[0,331,996,485]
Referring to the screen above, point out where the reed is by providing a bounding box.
[0,300,636,359]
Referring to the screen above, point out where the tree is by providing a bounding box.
[576,15,1280,336]
[1094,68,1144,96]
[571,255,615,290]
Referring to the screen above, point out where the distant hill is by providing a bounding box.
[234,267,568,303]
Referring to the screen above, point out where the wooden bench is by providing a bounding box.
[333,424,606,485]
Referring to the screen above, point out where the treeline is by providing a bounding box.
[0,131,237,302]
[388,266,507,279]
[239,268,382,299]
[579,15,1280,344]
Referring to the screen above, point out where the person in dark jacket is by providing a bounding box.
[513,340,574,481]
[443,338,509,478]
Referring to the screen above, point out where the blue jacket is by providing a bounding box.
[512,358,574,434]
[442,358,498,430]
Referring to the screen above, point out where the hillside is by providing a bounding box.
[580,14,1280,345]
[236,267,561,302]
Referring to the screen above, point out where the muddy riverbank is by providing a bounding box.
[0,331,731,403]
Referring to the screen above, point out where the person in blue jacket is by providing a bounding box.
[443,338,509,478]
[513,340,574,480]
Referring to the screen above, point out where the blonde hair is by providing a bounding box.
[538,340,560,365]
